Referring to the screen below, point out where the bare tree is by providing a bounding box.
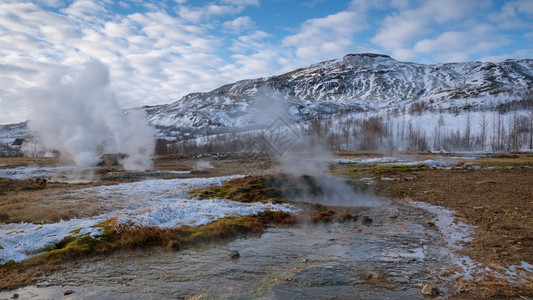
[21,141,47,158]
[480,111,487,150]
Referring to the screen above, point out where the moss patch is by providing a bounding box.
[193,174,360,204]
[193,175,286,204]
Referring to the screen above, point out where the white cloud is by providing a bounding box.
[223,50,285,79]
[36,0,65,8]
[371,0,485,50]
[479,49,533,63]
[221,0,259,6]
[222,16,254,33]
[413,25,501,54]
[390,24,507,62]
[282,10,367,62]
[178,4,244,23]
[229,30,271,52]
[61,0,109,24]
[489,0,533,29]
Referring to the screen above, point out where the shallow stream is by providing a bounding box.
[1,202,469,299]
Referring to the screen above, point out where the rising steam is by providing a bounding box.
[27,61,155,171]
[249,87,383,206]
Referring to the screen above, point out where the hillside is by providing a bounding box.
[144,53,533,139]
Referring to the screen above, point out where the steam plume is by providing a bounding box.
[27,61,155,171]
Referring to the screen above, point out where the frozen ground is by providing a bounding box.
[0,166,94,182]
[0,176,299,264]
[411,201,533,283]
[0,166,193,182]
[335,157,458,168]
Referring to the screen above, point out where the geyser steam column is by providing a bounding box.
[27,61,155,171]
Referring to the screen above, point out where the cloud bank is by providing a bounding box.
[0,0,532,124]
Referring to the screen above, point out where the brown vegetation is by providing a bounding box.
[0,211,296,290]
[376,167,533,267]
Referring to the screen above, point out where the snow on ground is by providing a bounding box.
[410,201,473,250]
[334,157,457,168]
[335,157,406,164]
[0,219,105,264]
[0,166,192,182]
[0,166,90,181]
[410,201,481,280]
[0,176,299,264]
[411,201,533,282]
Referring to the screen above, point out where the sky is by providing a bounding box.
[0,0,532,124]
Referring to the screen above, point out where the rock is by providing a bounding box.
[361,216,373,225]
[64,290,74,295]
[229,250,240,259]
[34,178,47,189]
[168,241,181,251]
[421,283,440,296]
[11,294,19,299]
[99,153,127,166]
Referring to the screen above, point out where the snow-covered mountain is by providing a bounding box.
[144,53,533,140]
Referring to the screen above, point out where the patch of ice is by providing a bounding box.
[410,201,473,249]
[409,201,482,279]
[334,157,456,168]
[0,219,105,264]
[420,160,457,167]
[162,170,191,174]
[0,166,94,181]
[334,157,406,164]
[119,199,298,228]
[0,176,299,264]
[412,201,533,282]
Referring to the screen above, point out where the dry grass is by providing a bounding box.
[0,184,105,224]
[193,175,286,204]
[0,157,62,167]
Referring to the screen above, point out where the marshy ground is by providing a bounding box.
[0,152,532,299]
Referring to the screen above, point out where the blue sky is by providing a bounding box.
[0,0,532,124]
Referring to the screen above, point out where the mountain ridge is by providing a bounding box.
[144,53,533,139]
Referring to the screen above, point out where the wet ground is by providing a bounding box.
[1,201,470,299]
[1,153,533,299]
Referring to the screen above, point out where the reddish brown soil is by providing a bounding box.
[377,167,533,267]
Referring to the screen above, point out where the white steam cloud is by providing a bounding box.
[27,61,155,171]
